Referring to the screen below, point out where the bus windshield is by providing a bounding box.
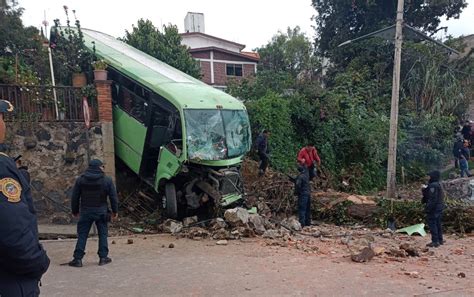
[184,109,251,161]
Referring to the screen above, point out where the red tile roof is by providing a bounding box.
[241,51,260,59]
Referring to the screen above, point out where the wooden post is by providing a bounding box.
[386,0,404,199]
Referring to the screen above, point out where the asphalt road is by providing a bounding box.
[39,234,474,297]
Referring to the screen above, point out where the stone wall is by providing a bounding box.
[4,121,104,222]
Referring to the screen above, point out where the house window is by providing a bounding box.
[226,64,243,77]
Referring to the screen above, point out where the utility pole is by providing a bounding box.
[43,10,59,120]
[386,0,404,199]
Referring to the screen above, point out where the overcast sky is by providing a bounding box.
[19,0,473,51]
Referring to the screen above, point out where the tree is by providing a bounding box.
[0,1,50,84]
[312,0,467,65]
[123,19,200,78]
[257,27,318,76]
[228,26,321,101]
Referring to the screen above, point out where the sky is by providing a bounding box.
[19,0,474,51]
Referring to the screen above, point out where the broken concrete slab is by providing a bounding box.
[183,216,198,227]
[248,214,266,235]
[209,218,228,230]
[224,207,249,226]
[162,219,183,234]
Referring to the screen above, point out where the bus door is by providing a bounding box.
[140,104,173,182]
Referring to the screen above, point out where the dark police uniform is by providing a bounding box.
[0,100,50,297]
[295,165,311,227]
[70,159,118,266]
[422,170,445,247]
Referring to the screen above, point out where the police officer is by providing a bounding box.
[68,159,118,267]
[295,162,311,227]
[0,100,50,297]
[422,170,445,248]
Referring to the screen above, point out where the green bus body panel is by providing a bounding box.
[113,107,146,173]
[79,28,247,111]
[69,28,250,192]
[221,193,242,207]
[155,147,181,190]
[114,137,142,174]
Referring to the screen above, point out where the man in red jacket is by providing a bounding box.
[297,144,321,181]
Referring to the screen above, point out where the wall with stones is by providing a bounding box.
[4,121,104,223]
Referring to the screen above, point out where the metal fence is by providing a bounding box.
[0,84,99,122]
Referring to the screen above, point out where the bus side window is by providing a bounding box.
[117,87,146,123]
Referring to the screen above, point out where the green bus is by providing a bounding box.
[81,29,251,218]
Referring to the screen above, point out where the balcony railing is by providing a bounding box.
[0,84,99,122]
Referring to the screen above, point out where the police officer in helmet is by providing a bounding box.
[68,159,118,267]
[0,100,50,297]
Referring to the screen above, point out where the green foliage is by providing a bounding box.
[230,16,469,192]
[257,27,319,76]
[0,2,50,85]
[92,59,107,70]
[246,92,300,171]
[312,0,467,65]
[50,6,94,85]
[123,19,201,78]
[227,70,295,101]
[228,27,321,102]
[398,113,455,178]
[401,43,471,116]
[80,84,97,99]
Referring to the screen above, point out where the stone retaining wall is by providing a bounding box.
[4,121,104,222]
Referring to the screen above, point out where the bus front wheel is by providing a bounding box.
[164,183,178,219]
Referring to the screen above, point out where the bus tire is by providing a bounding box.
[165,183,178,219]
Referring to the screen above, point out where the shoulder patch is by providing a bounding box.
[430,187,435,193]
[0,178,22,203]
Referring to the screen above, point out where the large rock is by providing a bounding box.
[351,247,375,263]
[281,217,302,231]
[224,207,249,226]
[162,219,183,234]
[442,177,474,201]
[262,229,282,239]
[248,214,266,235]
[183,216,198,227]
[209,218,228,230]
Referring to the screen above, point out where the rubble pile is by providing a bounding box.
[241,159,376,221]
[115,158,474,242]
[258,222,441,263]
[158,207,277,240]
[241,159,296,216]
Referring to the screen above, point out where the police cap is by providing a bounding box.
[0,100,14,113]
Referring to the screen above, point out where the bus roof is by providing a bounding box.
[78,28,246,110]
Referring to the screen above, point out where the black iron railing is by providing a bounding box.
[0,84,99,122]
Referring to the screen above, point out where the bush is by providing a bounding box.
[246,92,301,172]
